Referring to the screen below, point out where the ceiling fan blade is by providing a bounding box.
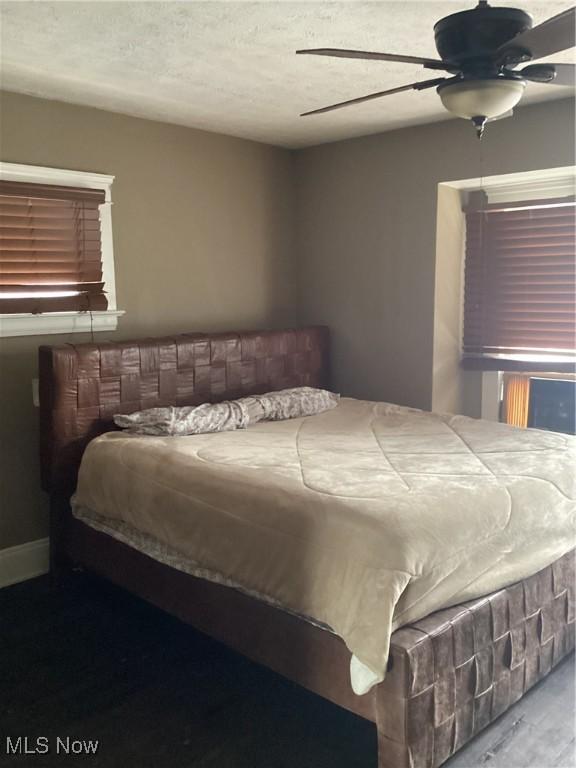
[520,62,576,86]
[296,48,450,71]
[497,7,576,63]
[300,77,447,116]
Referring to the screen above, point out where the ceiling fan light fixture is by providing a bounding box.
[437,77,526,120]
[298,4,575,137]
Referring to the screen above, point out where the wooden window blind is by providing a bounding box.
[0,180,107,314]
[463,196,576,368]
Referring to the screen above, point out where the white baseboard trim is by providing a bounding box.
[0,538,50,589]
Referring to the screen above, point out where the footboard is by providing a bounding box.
[376,549,575,767]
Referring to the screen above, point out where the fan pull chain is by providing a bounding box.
[478,135,488,367]
[479,137,485,194]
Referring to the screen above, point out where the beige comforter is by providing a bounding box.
[73,398,575,692]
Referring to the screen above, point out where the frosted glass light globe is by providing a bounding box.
[438,78,527,119]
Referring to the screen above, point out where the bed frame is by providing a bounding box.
[39,325,575,768]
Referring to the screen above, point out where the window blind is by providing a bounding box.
[0,180,107,314]
[463,196,576,367]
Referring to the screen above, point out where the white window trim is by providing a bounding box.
[444,164,576,203]
[480,371,502,422]
[0,162,124,337]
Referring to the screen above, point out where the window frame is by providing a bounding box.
[0,162,124,337]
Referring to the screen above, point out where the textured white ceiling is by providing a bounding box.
[1,1,574,148]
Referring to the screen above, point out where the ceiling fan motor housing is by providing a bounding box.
[434,5,533,70]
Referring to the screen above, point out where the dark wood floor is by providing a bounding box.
[1,573,574,768]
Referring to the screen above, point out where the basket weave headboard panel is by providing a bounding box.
[39,325,329,494]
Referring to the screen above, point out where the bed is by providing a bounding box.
[39,325,575,768]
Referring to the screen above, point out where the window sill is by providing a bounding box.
[0,310,125,338]
[462,355,576,374]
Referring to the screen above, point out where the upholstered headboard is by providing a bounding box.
[39,326,329,494]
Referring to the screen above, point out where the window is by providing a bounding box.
[462,195,576,371]
[502,373,576,434]
[0,163,123,337]
[0,181,107,314]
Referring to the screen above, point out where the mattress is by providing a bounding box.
[72,397,576,694]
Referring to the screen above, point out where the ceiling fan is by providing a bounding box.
[297,1,575,138]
